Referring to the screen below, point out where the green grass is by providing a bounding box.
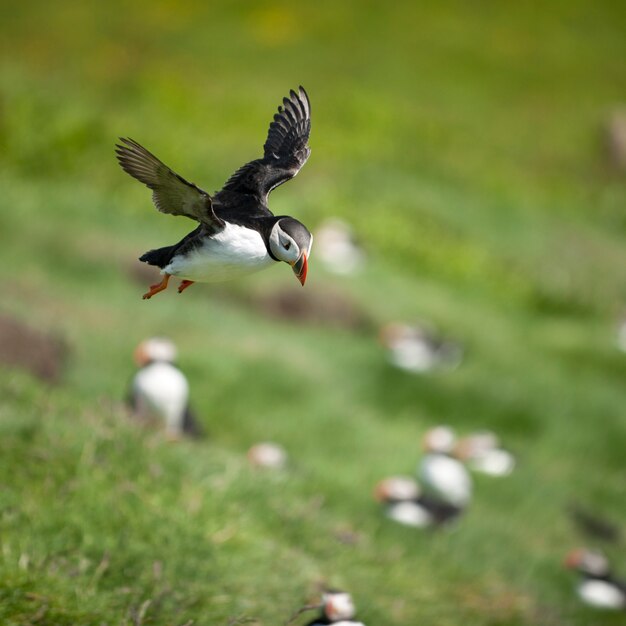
[1,1,626,624]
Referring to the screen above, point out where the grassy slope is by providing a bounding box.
[1,1,626,624]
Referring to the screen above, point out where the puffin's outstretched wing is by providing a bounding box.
[116,138,225,233]
[222,86,311,200]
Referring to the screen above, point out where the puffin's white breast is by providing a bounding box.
[578,579,626,609]
[419,453,472,507]
[132,362,189,435]
[386,501,433,527]
[164,223,275,282]
[468,448,516,476]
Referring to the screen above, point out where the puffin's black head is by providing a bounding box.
[269,217,313,286]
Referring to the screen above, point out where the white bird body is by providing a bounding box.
[164,223,274,282]
[419,453,472,508]
[375,475,461,528]
[577,579,626,610]
[454,431,515,477]
[309,591,365,626]
[116,87,313,299]
[466,448,515,476]
[390,339,438,372]
[315,219,364,275]
[247,442,288,469]
[386,501,434,528]
[381,324,461,373]
[565,548,626,611]
[132,361,189,436]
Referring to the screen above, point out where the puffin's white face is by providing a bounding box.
[269,219,312,285]
[454,431,499,460]
[323,592,356,621]
[375,476,421,502]
[134,337,177,366]
[269,221,300,263]
[566,549,610,576]
[423,426,456,454]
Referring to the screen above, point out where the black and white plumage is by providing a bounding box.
[128,338,202,438]
[379,322,462,373]
[305,590,365,626]
[454,431,516,477]
[374,476,462,528]
[116,87,313,299]
[418,426,472,509]
[565,549,626,610]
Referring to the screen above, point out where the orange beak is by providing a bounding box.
[133,344,148,367]
[373,481,388,502]
[325,598,335,620]
[292,252,308,286]
[564,550,582,569]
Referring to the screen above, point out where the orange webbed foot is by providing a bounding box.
[142,274,171,300]
[178,280,195,294]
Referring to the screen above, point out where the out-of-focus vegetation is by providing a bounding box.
[0,1,625,624]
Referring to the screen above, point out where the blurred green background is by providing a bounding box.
[1,1,625,624]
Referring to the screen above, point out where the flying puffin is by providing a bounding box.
[565,548,626,610]
[128,337,202,438]
[116,87,313,299]
[305,590,366,626]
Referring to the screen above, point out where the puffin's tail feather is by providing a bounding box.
[182,406,204,438]
[139,245,176,268]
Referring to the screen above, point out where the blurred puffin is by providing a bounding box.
[306,590,365,626]
[247,442,288,469]
[379,322,462,374]
[315,218,365,275]
[418,426,472,510]
[116,87,313,299]
[128,338,202,438]
[565,549,626,610]
[374,476,462,528]
[454,431,516,477]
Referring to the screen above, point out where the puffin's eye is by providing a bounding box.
[284,241,291,250]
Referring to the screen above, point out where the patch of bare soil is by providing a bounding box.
[125,259,372,331]
[0,314,68,383]
[250,286,373,331]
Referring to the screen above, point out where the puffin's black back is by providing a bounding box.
[181,405,204,438]
[140,226,203,268]
[304,616,332,626]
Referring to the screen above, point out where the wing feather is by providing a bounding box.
[116,138,224,232]
[222,86,311,199]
